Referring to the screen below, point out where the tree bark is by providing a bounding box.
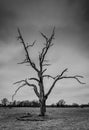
[39,98,46,116]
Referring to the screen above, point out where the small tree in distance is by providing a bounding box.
[1,98,9,107]
[56,99,66,107]
[12,27,85,116]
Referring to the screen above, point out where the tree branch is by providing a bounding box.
[17,58,29,64]
[25,81,40,98]
[40,27,55,64]
[42,64,51,67]
[43,68,68,80]
[45,73,85,99]
[59,75,85,84]
[26,40,36,49]
[12,79,40,101]
[59,68,68,77]
[54,68,68,79]
[42,69,47,74]
[28,77,40,83]
[12,83,26,101]
[43,75,55,80]
[17,28,39,72]
[40,32,48,42]
[13,80,26,85]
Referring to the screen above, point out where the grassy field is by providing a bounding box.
[0,107,89,130]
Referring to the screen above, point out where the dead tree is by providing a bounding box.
[12,28,85,116]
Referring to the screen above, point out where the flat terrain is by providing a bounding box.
[0,107,89,130]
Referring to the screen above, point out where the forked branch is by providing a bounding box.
[40,27,55,64]
[45,69,85,98]
[26,40,36,49]
[43,68,68,80]
[17,28,39,72]
[12,79,40,101]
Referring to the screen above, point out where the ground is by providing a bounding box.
[0,107,89,130]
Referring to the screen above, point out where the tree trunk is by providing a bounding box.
[39,98,46,116]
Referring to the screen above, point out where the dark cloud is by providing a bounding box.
[0,0,18,42]
[0,0,89,44]
[68,0,89,23]
[0,0,50,42]
[82,0,89,22]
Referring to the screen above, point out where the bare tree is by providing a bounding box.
[12,27,85,116]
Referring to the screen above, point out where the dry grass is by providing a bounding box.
[0,107,89,130]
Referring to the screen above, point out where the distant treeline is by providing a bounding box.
[0,98,89,108]
[0,98,40,107]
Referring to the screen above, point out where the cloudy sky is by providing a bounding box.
[0,0,89,105]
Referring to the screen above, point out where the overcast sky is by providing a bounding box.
[0,0,89,105]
